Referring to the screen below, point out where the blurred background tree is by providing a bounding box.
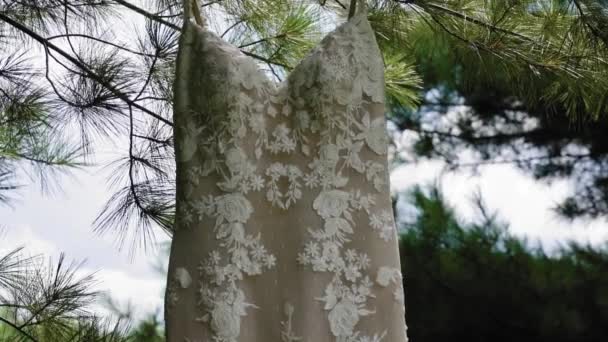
[1,0,608,340]
[400,185,608,342]
[389,0,608,220]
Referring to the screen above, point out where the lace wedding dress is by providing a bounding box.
[166,1,408,341]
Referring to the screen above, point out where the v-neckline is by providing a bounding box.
[187,11,373,87]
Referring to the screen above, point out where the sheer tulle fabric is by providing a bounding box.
[167,8,408,342]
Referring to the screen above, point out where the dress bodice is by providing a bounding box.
[168,6,408,342]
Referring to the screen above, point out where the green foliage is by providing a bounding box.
[380,0,608,219]
[0,245,166,341]
[400,184,608,341]
[1,0,607,258]
[383,50,423,109]
[371,0,608,119]
[0,250,130,341]
[125,314,164,342]
[224,0,322,72]
[0,54,84,203]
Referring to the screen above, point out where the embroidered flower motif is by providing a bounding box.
[215,193,253,223]
[199,286,255,342]
[326,217,353,237]
[281,302,302,342]
[313,190,350,219]
[269,123,297,154]
[369,210,396,242]
[365,161,387,192]
[295,110,310,130]
[180,121,204,162]
[348,190,375,214]
[355,113,388,155]
[365,119,388,155]
[320,144,340,168]
[321,241,343,271]
[376,267,401,287]
[195,188,275,341]
[215,222,243,241]
[346,141,366,173]
[210,302,241,341]
[199,280,260,342]
[328,298,361,337]
[345,264,362,282]
[225,147,248,174]
[310,217,353,243]
[351,331,388,342]
[191,195,215,221]
[249,113,266,133]
[265,163,303,209]
[234,58,265,92]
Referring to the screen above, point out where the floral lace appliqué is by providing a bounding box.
[172,8,407,342]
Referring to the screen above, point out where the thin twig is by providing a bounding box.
[445,153,593,169]
[47,34,155,57]
[242,51,292,70]
[133,134,172,146]
[0,316,38,342]
[221,19,243,38]
[571,0,608,46]
[421,2,533,43]
[113,0,180,30]
[238,34,286,49]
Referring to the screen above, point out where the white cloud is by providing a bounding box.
[1,213,166,324]
[88,268,165,322]
[0,224,59,257]
[391,161,608,252]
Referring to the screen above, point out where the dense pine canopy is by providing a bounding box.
[401,186,608,342]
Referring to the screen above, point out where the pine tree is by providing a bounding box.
[386,0,608,219]
[0,247,129,341]
[1,0,608,338]
[399,184,608,341]
[2,0,605,248]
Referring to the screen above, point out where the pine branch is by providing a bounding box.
[419,1,533,43]
[0,250,116,341]
[132,134,172,146]
[112,0,180,30]
[238,33,286,49]
[410,3,583,76]
[399,0,608,76]
[241,50,292,70]
[0,12,173,127]
[571,0,608,47]
[445,153,594,169]
[47,34,156,57]
[0,316,38,342]
[406,126,549,144]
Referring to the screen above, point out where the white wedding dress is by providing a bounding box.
[166,2,409,341]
